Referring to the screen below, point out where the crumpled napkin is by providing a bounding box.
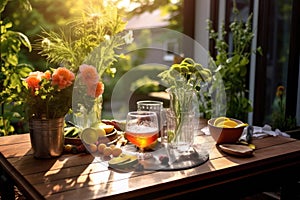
[200,126,210,136]
[250,124,290,138]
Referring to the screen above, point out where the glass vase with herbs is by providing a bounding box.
[158,58,212,151]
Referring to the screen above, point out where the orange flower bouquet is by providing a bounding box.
[23,67,75,119]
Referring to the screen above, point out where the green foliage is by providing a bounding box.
[2,0,99,70]
[0,0,31,13]
[0,0,33,135]
[207,5,262,122]
[130,76,161,94]
[36,1,129,77]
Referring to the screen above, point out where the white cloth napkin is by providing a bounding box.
[251,124,290,138]
[200,126,210,136]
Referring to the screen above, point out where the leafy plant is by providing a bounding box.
[207,4,262,122]
[36,1,131,78]
[0,0,33,135]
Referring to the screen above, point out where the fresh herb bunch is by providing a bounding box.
[158,58,212,91]
[36,1,133,78]
[158,57,212,117]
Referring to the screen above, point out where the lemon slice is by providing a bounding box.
[91,122,106,128]
[216,120,239,128]
[217,124,232,128]
[101,124,114,133]
[214,117,229,126]
[95,127,106,137]
[80,128,98,144]
[248,143,256,149]
[109,154,131,165]
[235,123,249,128]
[108,154,138,169]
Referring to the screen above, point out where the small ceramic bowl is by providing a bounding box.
[208,118,245,144]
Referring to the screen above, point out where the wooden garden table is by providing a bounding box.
[0,133,300,199]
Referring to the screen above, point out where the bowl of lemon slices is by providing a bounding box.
[208,117,248,144]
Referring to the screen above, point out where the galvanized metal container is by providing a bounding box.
[29,117,64,159]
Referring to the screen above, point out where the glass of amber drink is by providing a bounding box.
[125,111,159,159]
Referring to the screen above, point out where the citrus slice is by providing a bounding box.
[116,155,138,168]
[109,154,131,165]
[217,124,232,128]
[213,117,229,126]
[80,128,98,144]
[95,127,106,137]
[91,122,106,128]
[108,154,138,169]
[235,123,249,128]
[101,124,114,133]
[216,120,239,128]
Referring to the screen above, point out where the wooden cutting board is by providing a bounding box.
[218,144,254,157]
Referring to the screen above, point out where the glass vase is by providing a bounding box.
[166,88,198,152]
[73,94,103,129]
[166,111,195,152]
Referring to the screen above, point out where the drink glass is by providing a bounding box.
[136,100,164,141]
[125,111,159,159]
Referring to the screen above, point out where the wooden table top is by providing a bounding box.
[1,133,300,199]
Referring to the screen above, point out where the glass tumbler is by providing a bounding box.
[137,100,164,141]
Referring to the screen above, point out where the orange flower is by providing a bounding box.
[25,71,44,90]
[51,67,75,89]
[87,82,104,98]
[25,76,41,90]
[276,86,285,97]
[95,82,104,97]
[79,64,99,86]
[43,70,51,80]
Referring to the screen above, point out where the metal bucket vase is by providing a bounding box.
[29,117,64,159]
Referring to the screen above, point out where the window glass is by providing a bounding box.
[263,0,293,126]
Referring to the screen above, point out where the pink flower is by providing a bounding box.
[51,67,75,89]
[78,64,99,86]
